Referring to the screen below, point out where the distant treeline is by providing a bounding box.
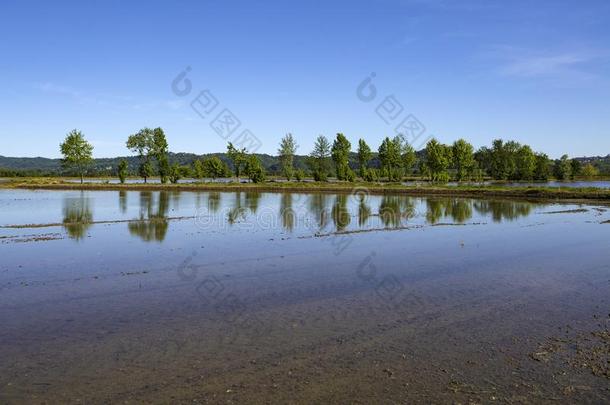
[1,129,609,182]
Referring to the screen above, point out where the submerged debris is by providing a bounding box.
[531,316,610,380]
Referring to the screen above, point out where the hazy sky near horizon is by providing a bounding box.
[1,0,609,159]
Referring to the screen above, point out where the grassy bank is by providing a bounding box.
[2,177,610,202]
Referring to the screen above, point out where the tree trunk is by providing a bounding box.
[80,173,84,184]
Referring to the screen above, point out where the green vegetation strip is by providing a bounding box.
[3,179,610,202]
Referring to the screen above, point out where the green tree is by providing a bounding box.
[193,159,205,180]
[331,133,352,180]
[294,169,305,181]
[59,129,94,184]
[581,163,599,179]
[244,155,266,183]
[401,140,417,177]
[140,160,154,182]
[357,138,372,178]
[278,133,298,180]
[117,159,129,184]
[504,141,521,180]
[474,146,492,176]
[515,145,536,180]
[378,137,402,181]
[126,128,155,183]
[203,156,230,179]
[570,159,582,179]
[534,153,551,181]
[424,139,452,182]
[308,135,331,181]
[452,139,475,181]
[489,139,513,180]
[554,154,572,180]
[227,142,247,179]
[152,127,170,183]
[169,163,182,184]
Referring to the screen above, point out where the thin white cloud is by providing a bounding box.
[484,46,609,86]
[35,82,186,111]
[500,53,592,78]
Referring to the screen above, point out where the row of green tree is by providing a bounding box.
[58,129,600,183]
[283,133,599,182]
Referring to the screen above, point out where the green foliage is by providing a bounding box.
[331,133,352,180]
[378,137,402,181]
[59,129,94,183]
[278,133,298,180]
[294,168,305,181]
[126,128,154,157]
[227,142,247,178]
[203,156,231,179]
[139,159,154,182]
[357,139,372,178]
[168,163,186,183]
[477,139,552,181]
[193,159,205,179]
[244,155,266,183]
[489,139,512,180]
[308,135,331,182]
[345,168,356,182]
[125,126,170,182]
[152,127,170,183]
[581,163,599,178]
[515,145,536,180]
[534,153,551,181]
[424,139,452,182]
[157,154,170,183]
[554,154,572,180]
[401,140,417,176]
[452,139,475,181]
[474,146,492,175]
[362,168,377,182]
[570,159,582,179]
[118,159,128,184]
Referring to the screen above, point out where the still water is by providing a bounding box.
[1,189,609,403]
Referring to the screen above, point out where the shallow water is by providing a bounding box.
[1,189,609,403]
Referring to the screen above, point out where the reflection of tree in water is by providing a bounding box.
[280,193,296,231]
[63,193,93,240]
[473,200,534,222]
[379,196,416,227]
[118,190,128,213]
[308,194,329,230]
[332,194,351,231]
[426,198,473,224]
[245,192,261,214]
[227,192,246,225]
[207,192,221,213]
[358,196,371,227]
[128,191,170,242]
[426,199,444,224]
[170,191,181,208]
[449,199,472,223]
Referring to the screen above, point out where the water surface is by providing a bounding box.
[1,189,609,403]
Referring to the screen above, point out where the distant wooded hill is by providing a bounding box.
[0,152,383,177]
[1,152,609,177]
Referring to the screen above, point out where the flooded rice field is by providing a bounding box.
[1,189,609,403]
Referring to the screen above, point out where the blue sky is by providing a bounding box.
[1,0,609,159]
